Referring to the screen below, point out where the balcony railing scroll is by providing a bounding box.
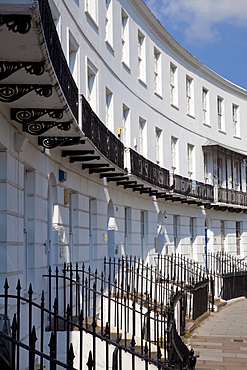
[129,149,170,189]
[172,175,214,202]
[38,0,78,121]
[81,96,124,169]
[218,187,247,206]
[37,0,247,211]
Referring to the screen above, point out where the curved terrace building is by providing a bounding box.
[0,0,247,287]
[1,1,247,369]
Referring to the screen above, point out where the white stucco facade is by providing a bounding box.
[1,0,247,292]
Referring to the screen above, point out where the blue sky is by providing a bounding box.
[143,0,247,89]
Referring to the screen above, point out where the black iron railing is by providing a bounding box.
[168,291,197,370]
[153,254,210,320]
[0,262,198,370]
[207,252,247,274]
[218,187,247,206]
[155,253,208,286]
[130,149,170,189]
[45,263,170,361]
[81,95,124,169]
[191,280,209,320]
[207,252,247,300]
[172,175,214,201]
[38,0,78,121]
[43,261,198,369]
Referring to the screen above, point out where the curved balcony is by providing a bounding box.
[129,148,170,189]
[1,0,247,214]
[172,174,214,202]
[81,96,124,169]
[38,0,78,121]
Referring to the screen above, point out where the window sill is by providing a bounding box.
[171,104,179,111]
[218,129,226,135]
[154,91,163,100]
[187,113,195,119]
[85,11,99,30]
[203,122,211,128]
[138,78,147,88]
[233,135,241,140]
[105,40,114,54]
[122,61,131,73]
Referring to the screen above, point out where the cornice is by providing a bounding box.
[129,0,247,97]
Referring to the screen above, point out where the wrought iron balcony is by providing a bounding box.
[129,149,170,189]
[172,174,214,202]
[81,95,124,169]
[38,0,78,121]
[218,187,247,206]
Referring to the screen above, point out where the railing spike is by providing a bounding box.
[68,343,75,367]
[48,331,56,358]
[31,325,38,346]
[67,303,72,317]
[131,334,136,349]
[11,313,18,334]
[53,297,58,312]
[86,350,94,370]
[144,342,149,355]
[4,278,9,291]
[41,290,45,305]
[16,279,21,291]
[28,283,33,296]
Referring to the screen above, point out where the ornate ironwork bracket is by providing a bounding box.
[22,122,71,135]
[0,62,45,81]
[0,14,32,34]
[0,84,52,102]
[38,137,81,149]
[11,108,64,124]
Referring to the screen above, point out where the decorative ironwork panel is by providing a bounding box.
[130,149,169,188]
[130,149,140,177]
[0,62,45,81]
[0,84,52,102]
[205,184,214,201]
[218,188,227,203]
[11,108,64,124]
[91,112,100,149]
[38,137,80,149]
[22,121,70,135]
[81,97,92,139]
[109,131,118,164]
[173,174,191,195]
[0,14,31,34]
[117,140,124,169]
[38,0,78,120]
[99,124,108,157]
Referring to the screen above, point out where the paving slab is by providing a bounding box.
[186,299,247,369]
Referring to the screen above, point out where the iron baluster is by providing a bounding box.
[63,263,66,324]
[29,326,37,370]
[55,266,59,309]
[53,297,58,361]
[40,291,45,370]
[70,262,73,317]
[66,303,72,363]
[49,266,52,324]
[68,343,75,368]
[16,279,21,369]
[48,331,56,370]
[92,277,97,370]
[4,278,9,317]
[79,310,84,370]
[11,314,18,370]
[28,283,33,362]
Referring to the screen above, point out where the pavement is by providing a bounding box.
[186,298,247,370]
